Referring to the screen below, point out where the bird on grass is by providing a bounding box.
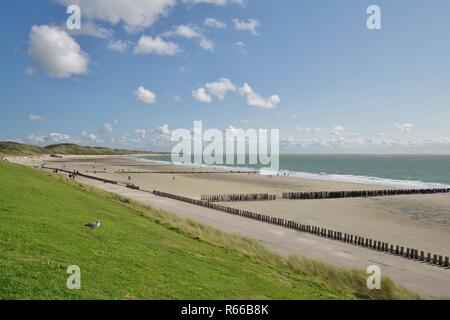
[84,220,101,229]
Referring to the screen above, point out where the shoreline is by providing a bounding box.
[128,155,450,190]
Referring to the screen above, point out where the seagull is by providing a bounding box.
[84,220,101,229]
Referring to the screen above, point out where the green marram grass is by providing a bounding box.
[0,161,419,300]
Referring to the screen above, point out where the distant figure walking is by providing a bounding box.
[128,176,132,181]
[84,220,101,229]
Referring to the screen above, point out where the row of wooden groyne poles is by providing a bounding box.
[201,189,450,202]
[41,166,449,269]
[157,191,450,269]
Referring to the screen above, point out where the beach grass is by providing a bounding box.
[0,161,419,299]
[0,141,151,156]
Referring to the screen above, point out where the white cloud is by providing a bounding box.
[192,87,212,103]
[165,25,199,39]
[280,132,450,153]
[199,37,215,51]
[332,126,345,136]
[395,123,414,134]
[67,21,113,38]
[27,132,74,145]
[205,78,236,100]
[134,129,147,139]
[134,86,157,104]
[193,78,236,103]
[204,18,226,29]
[134,36,181,55]
[57,0,177,33]
[233,19,260,35]
[193,79,280,109]
[27,133,47,145]
[233,41,247,54]
[103,122,113,133]
[157,124,171,136]
[81,130,102,143]
[107,40,131,53]
[48,132,72,143]
[164,25,215,51]
[28,25,90,78]
[239,83,280,109]
[29,114,46,121]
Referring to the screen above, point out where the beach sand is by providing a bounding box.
[10,155,450,297]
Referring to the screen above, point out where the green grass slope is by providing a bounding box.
[0,162,419,300]
[0,141,152,156]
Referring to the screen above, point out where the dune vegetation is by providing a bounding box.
[0,141,152,156]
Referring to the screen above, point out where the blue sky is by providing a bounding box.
[1,0,450,153]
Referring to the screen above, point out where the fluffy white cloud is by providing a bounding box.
[239,83,280,109]
[134,36,181,55]
[165,25,199,38]
[205,78,236,100]
[134,86,157,104]
[193,79,280,109]
[164,25,215,51]
[28,25,90,78]
[57,0,177,33]
[157,124,171,136]
[29,114,46,121]
[107,40,131,53]
[233,19,260,35]
[395,123,414,134]
[192,87,212,103]
[204,18,226,28]
[193,78,236,103]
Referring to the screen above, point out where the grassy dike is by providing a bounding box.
[0,161,419,300]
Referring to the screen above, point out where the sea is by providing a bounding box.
[133,154,450,189]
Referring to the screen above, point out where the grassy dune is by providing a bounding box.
[0,161,419,299]
[0,141,152,156]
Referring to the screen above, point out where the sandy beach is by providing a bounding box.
[10,155,450,297]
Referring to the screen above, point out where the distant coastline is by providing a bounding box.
[133,154,450,189]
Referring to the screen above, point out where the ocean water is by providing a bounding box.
[135,154,450,189]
